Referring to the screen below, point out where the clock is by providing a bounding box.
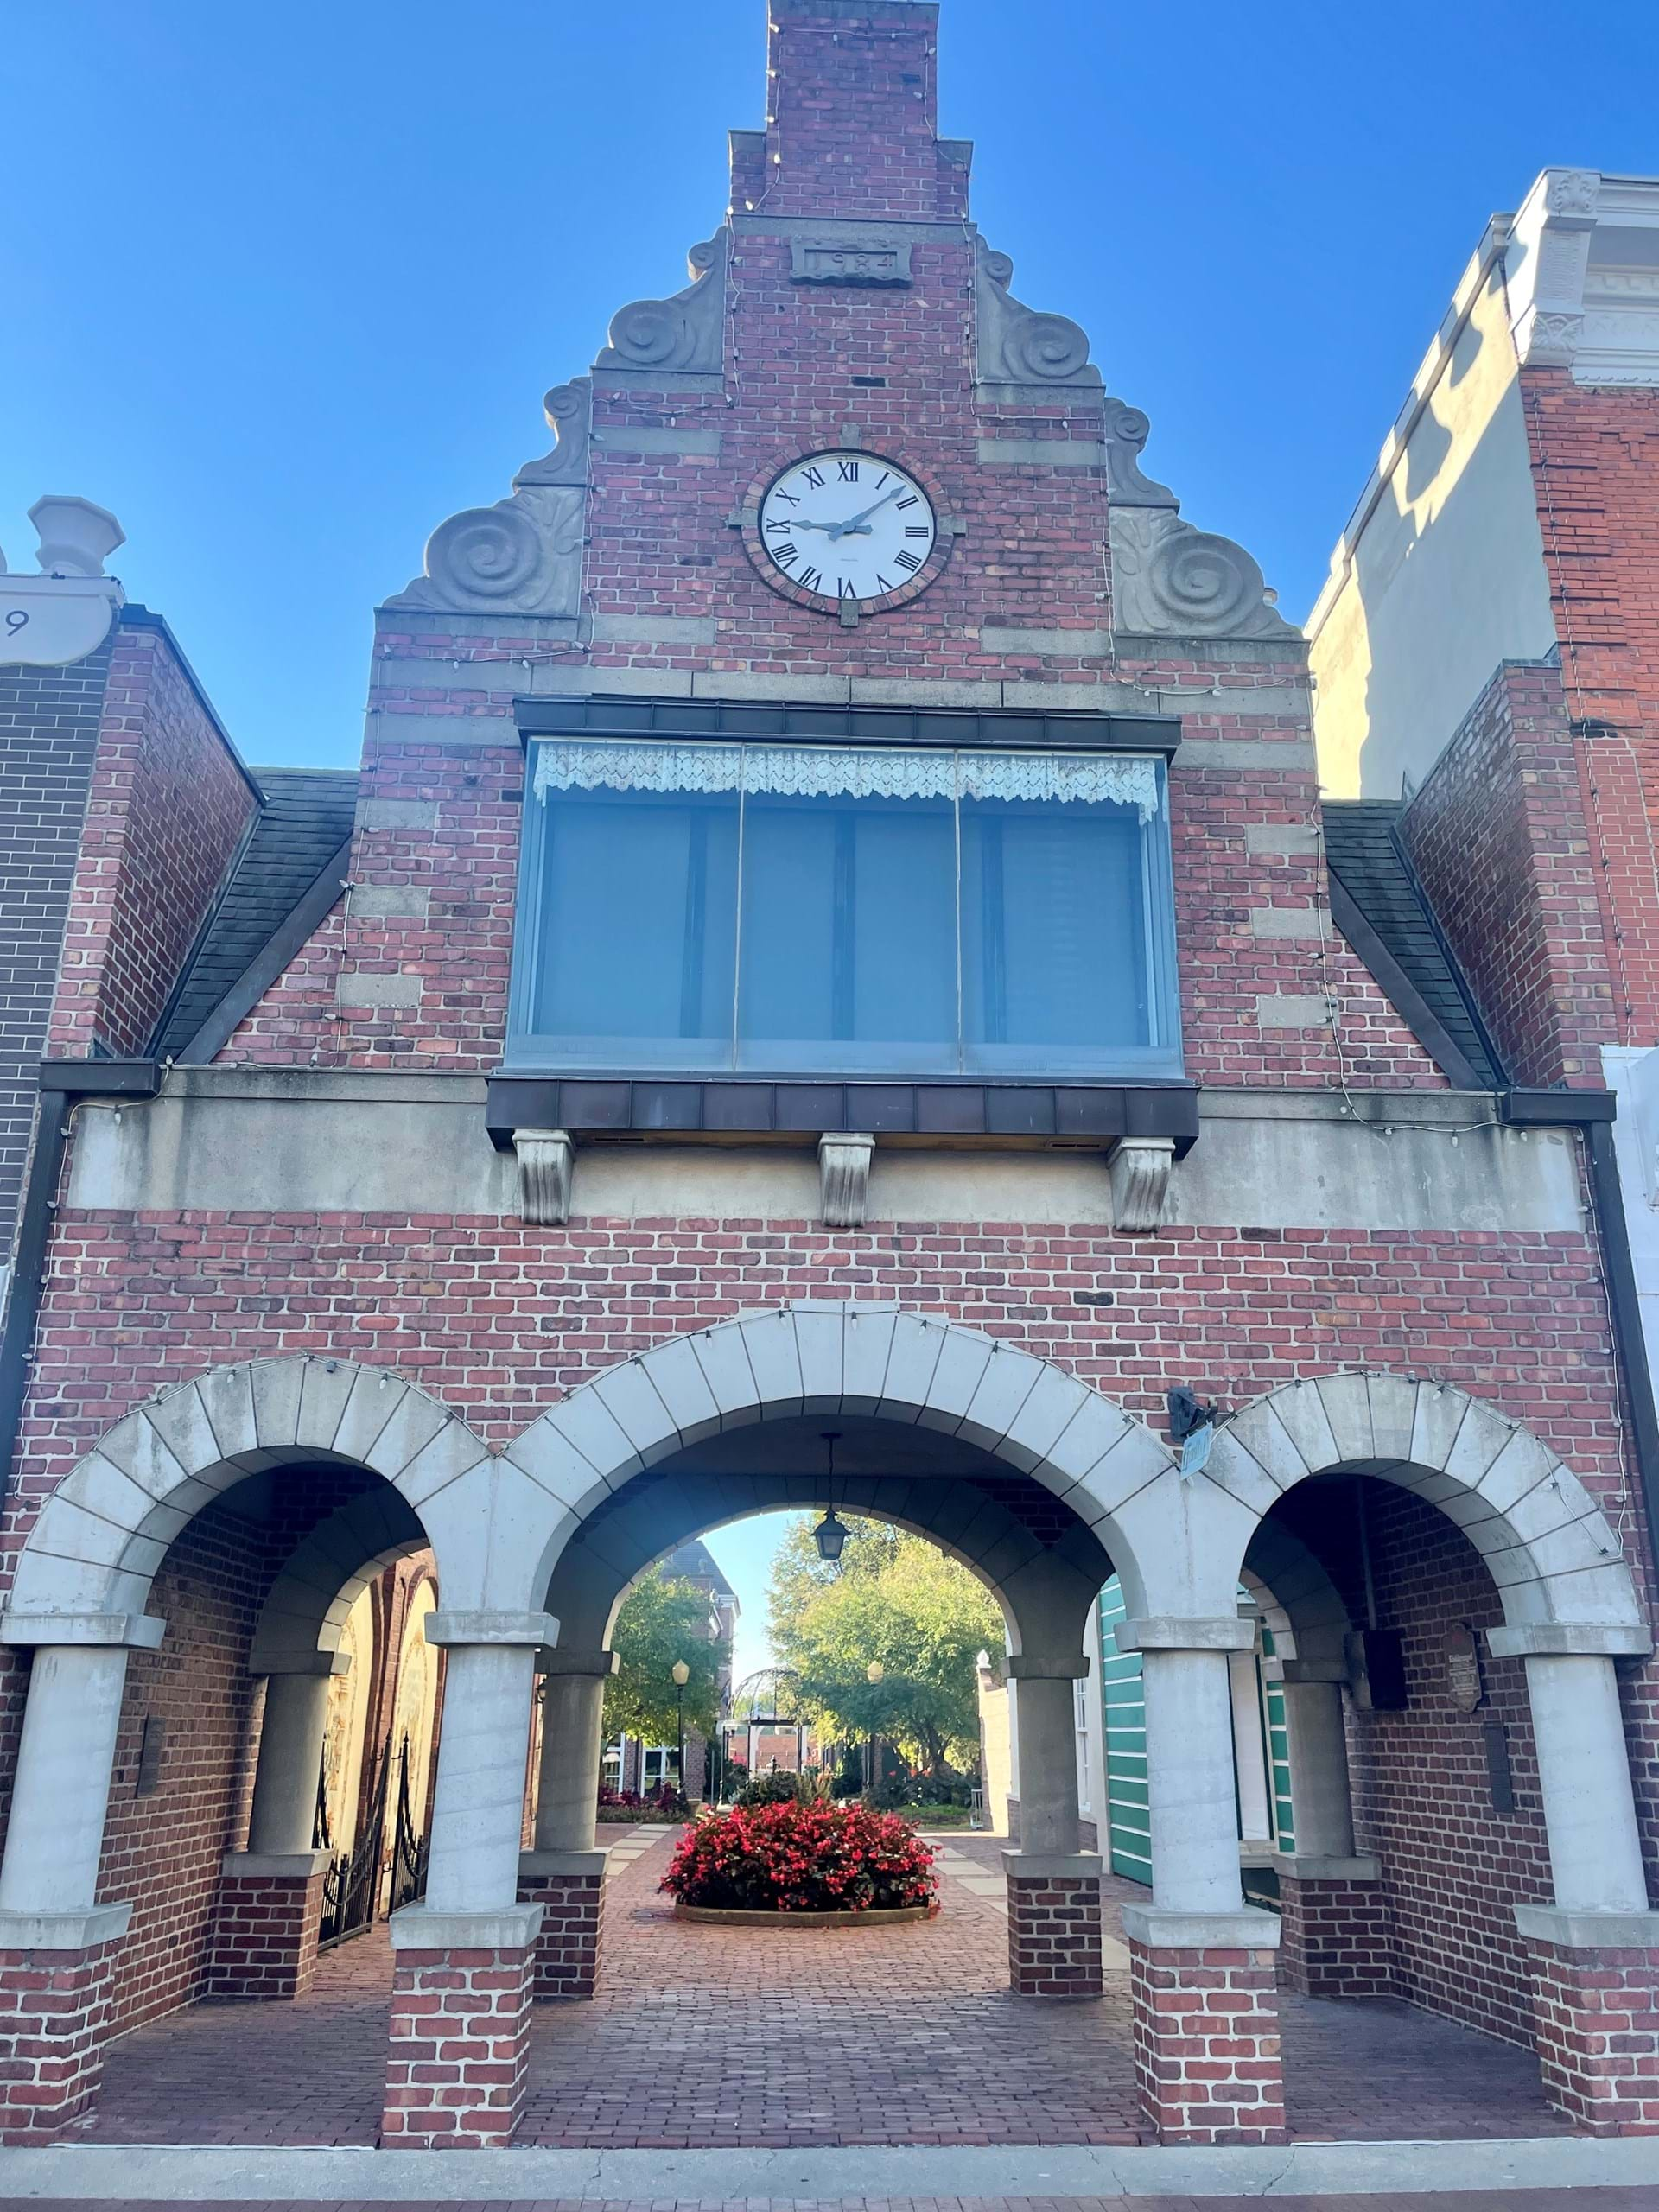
[755,450,940,613]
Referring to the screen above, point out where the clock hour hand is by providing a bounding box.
[795,518,873,536]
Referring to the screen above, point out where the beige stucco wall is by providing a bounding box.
[1308,256,1557,799]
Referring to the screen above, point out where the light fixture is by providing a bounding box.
[671,1660,690,1687]
[814,1430,849,1562]
[866,1659,885,1685]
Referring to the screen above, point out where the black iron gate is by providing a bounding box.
[316,1729,428,1950]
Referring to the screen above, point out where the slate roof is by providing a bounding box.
[1323,800,1504,1088]
[156,768,359,1060]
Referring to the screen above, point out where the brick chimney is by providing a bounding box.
[729,0,970,223]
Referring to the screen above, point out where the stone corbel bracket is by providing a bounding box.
[1109,505,1296,641]
[515,1128,574,1227]
[1107,1135,1174,1233]
[975,240,1101,391]
[819,1132,874,1229]
[595,231,730,378]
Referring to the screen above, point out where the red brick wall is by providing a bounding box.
[1520,369,1659,1051]
[1398,658,1617,1086]
[49,621,257,1059]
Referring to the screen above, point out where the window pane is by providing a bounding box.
[961,793,1151,1067]
[738,788,957,1072]
[531,783,739,1063]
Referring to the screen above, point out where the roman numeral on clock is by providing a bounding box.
[772,543,798,568]
[798,565,823,592]
[838,578,857,600]
[766,521,793,534]
[774,491,801,506]
[904,526,929,539]
[802,466,826,489]
[836,461,859,482]
[895,494,919,511]
[894,550,923,574]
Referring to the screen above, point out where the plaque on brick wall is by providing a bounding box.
[1445,1624,1484,1713]
[791,238,912,287]
[136,1713,167,1796]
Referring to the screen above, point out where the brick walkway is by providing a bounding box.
[85,1828,1570,2149]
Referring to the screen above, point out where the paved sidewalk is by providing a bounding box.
[23,2192,1659,2209]
[84,1828,1570,2151]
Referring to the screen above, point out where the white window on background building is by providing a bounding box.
[509,741,1181,1080]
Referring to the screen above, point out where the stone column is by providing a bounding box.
[518,1649,616,2000]
[383,1611,552,2152]
[1001,1656,1103,1999]
[210,1657,341,2001]
[1493,1624,1659,2135]
[1272,1667,1396,2000]
[1116,1618,1286,2146]
[0,1612,163,2142]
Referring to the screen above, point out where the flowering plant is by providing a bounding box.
[597,1782,691,1820]
[660,1799,938,1914]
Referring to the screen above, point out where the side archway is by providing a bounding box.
[6,1357,498,1620]
[1204,1372,1644,1630]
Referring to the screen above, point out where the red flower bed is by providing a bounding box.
[660,1799,938,1914]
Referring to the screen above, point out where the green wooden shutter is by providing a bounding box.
[1261,1625,1295,1853]
[1098,1576,1151,1886]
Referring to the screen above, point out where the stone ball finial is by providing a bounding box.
[29,496,125,578]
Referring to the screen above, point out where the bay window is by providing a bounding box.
[508,737,1180,1078]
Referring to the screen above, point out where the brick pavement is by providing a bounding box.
[83,1830,1571,2150]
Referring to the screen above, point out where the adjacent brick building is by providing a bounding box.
[0,4,1656,2158]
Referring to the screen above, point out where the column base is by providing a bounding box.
[518,1849,607,2000]
[207,1851,330,2002]
[1001,1850,1103,1999]
[1274,1854,1397,2000]
[0,1908,130,2144]
[1517,1905,1659,2136]
[382,1904,543,2150]
[1122,1905,1286,2145]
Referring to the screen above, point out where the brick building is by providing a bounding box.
[0,3,1656,2157]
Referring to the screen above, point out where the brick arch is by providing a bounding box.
[502,1302,1174,1623]
[544,1466,1112,1661]
[6,1357,495,1620]
[1205,1372,1643,1630]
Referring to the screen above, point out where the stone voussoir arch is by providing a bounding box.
[6,1355,499,1623]
[1205,1370,1645,1630]
[504,1301,1179,1623]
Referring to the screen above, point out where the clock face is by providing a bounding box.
[757,451,938,610]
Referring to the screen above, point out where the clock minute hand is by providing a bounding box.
[831,485,904,537]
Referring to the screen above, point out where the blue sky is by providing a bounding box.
[5,1,1656,778]
[7,1,1653,1675]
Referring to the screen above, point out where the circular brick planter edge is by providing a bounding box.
[671,1900,934,1927]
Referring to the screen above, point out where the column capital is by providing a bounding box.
[1001,1849,1103,1882]
[1116,1615,1255,1654]
[536,1646,620,1677]
[1122,1902,1283,1951]
[1007,1654,1090,1681]
[1488,1623,1653,1660]
[425,1611,558,1649]
[519,1847,609,1880]
[221,1849,333,1879]
[0,1611,164,1650]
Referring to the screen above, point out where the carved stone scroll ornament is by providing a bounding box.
[975,240,1100,387]
[1100,399,1178,509]
[1109,505,1296,640]
[595,231,729,375]
[386,486,582,617]
[1108,1136,1173,1234]
[513,378,593,489]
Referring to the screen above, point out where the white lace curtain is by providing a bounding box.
[532,741,1162,823]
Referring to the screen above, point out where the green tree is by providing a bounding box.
[768,1518,1005,1780]
[603,1568,719,1745]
